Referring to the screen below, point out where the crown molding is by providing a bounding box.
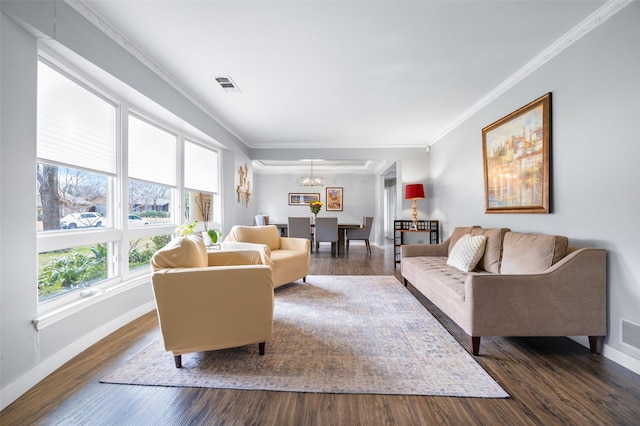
[63,0,249,147]
[431,0,634,145]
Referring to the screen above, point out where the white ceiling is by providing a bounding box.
[81,0,606,153]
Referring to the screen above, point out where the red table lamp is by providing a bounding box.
[405,184,425,228]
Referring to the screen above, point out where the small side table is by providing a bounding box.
[394,220,439,266]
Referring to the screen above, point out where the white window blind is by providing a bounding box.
[184,141,218,193]
[128,114,176,186]
[37,61,117,174]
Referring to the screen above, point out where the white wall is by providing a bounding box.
[250,147,431,247]
[428,3,640,371]
[254,173,376,227]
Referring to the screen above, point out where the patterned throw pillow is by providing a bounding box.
[446,234,488,272]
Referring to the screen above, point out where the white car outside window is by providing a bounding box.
[128,214,150,226]
[60,212,104,229]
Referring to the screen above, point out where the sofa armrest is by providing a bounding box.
[464,248,606,337]
[219,241,274,266]
[401,238,450,258]
[280,237,311,254]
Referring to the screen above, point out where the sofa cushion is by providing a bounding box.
[403,256,468,302]
[501,232,569,274]
[225,225,281,250]
[447,234,488,272]
[447,226,478,255]
[151,235,208,270]
[471,227,510,273]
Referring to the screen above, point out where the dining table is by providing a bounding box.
[273,222,362,254]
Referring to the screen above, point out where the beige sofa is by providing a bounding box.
[401,226,607,356]
[151,235,274,367]
[223,225,311,288]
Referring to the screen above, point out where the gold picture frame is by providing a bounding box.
[482,93,551,214]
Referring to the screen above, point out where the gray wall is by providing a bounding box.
[428,3,640,368]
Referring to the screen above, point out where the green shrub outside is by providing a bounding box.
[129,234,171,269]
[38,244,107,300]
[138,210,169,218]
[39,235,172,300]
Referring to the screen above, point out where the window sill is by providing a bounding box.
[32,275,151,331]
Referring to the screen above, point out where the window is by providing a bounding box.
[38,243,111,301]
[184,140,220,227]
[37,164,109,231]
[37,60,116,233]
[36,59,117,302]
[36,55,220,305]
[126,115,177,273]
[128,114,176,224]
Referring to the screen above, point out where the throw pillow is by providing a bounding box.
[447,226,479,255]
[500,232,568,274]
[446,234,488,272]
[470,227,510,273]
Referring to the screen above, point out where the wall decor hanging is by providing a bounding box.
[288,193,321,206]
[236,163,251,207]
[482,93,551,214]
[326,187,343,211]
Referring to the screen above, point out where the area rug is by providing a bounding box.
[101,275,508,398]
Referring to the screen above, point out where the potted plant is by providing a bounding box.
[205,228,222,249]
[194,192,221,247]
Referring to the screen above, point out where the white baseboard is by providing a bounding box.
[570,336,640,376]
[602,343,640,376]
[0,302,155,410]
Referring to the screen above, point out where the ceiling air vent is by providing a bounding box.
[213,76,241,93]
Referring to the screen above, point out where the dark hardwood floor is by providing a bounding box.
[2,240,639,425]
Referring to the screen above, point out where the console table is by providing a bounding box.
[394,220,439,265]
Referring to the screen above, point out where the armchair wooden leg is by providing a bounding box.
[174,355,182,368]
[259,342,266,355]
[470,336,481,356]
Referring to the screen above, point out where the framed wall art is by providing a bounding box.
[288,193,320,206]
[482,92,551,214]
[326,187,343,211]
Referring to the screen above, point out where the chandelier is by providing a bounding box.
[299,160,324,187]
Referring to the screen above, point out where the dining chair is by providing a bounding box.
[314,217,339,255]
[287,217,313,250]
[346,216,374,255]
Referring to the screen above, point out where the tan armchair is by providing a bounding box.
[223,225,311,288]
[151,236,274,368]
